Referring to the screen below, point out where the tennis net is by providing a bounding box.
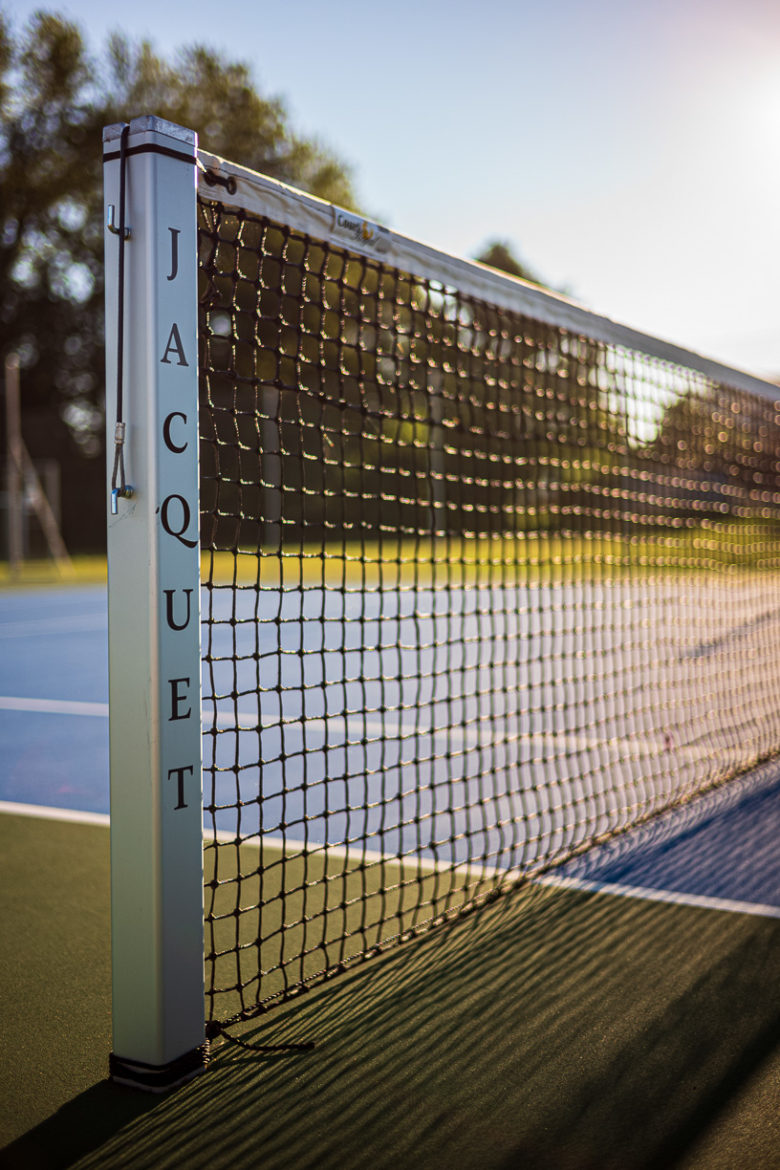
[195,149,780,1028]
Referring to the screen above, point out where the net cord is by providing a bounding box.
[196,148,780,406]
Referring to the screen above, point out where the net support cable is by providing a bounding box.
[108,123,133,514]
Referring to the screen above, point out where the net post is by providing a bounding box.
[103,116,206,1091]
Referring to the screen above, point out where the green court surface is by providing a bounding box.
[2,808,780,1170]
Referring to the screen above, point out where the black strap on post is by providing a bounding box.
[110,124,133,514]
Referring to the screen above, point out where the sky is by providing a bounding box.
[6,0,780,378]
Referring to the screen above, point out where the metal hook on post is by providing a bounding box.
[107,204,131,240]
[110,423,134,514]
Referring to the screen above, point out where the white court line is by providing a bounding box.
[0,696,109,717]
[0,804,514,883]
[0,801,110,826]
[536,873,780,921]
[3,802,779,920]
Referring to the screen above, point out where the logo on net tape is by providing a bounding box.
[331,208,391,257]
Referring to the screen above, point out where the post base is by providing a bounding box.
[109,1043,209,1092]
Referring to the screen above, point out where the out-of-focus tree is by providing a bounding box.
[474,239,545,285]
[0,11,357,548]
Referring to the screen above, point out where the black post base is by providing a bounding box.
[109,1042,209,1092]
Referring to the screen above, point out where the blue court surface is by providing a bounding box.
[1,583,779,917]
[0,587,109,814]
[555,760,780,914]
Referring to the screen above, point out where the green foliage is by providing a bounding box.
[199,203,635,548]
[104,37,355,205]
[474,239,544,285]
[0,10,358,475]
[1,13,105,457]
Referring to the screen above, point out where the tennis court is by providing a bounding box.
[4,576,780,862]
[203,574,780,854]
[3,112,780,1164]
[2,799,780,1168]
[2,584,780,1167]
[0,586,108,813]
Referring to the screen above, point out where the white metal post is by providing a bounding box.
[103,116,205,1090]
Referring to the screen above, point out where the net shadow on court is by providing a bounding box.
[3,810,780,1170]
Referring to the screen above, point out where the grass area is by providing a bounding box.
[204,525,780,589]
[3,523,778,593]
[0,555,107,590]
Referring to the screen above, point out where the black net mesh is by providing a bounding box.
[197,193,780,1027]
